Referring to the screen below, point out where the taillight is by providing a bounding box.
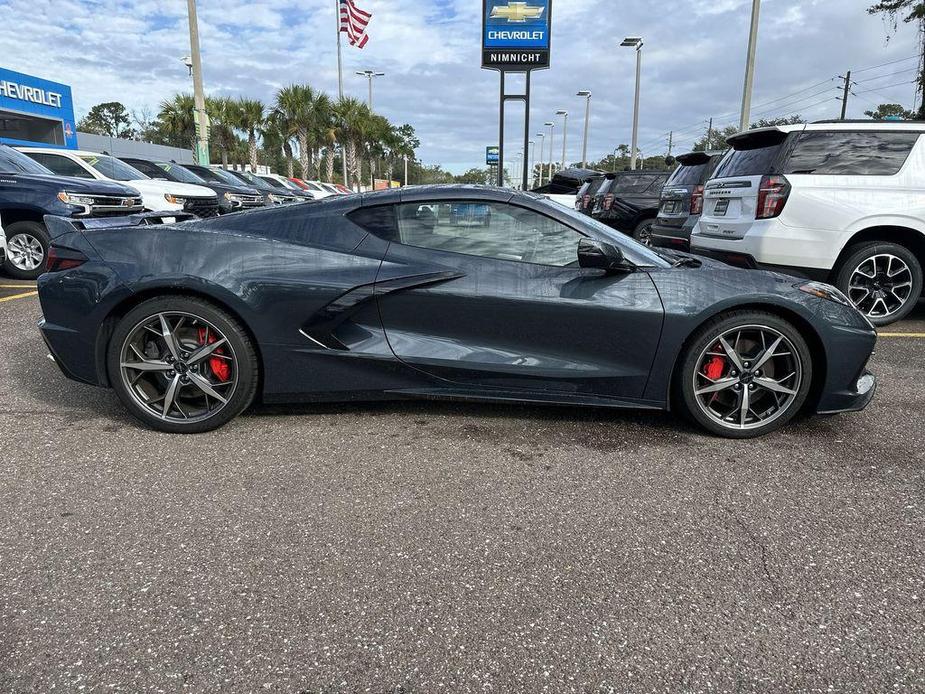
[756,175,790,219]
[690,185,705,215]
[603,193,614,210]
[46,246,87,273]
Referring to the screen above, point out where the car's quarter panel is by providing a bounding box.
[375,242,665,402]
[643,263,877,414]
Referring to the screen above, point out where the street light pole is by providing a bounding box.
[556,110,569,169]
[621,37,644,171]
[740,0,761,131]
[545,121,555,181]
[576,91,591,168]
[528,140,535,189]
[186,0,210,165]
[536,133,545,186]
[356,70,385,109]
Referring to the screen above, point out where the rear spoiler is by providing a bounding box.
[44,211,197,240]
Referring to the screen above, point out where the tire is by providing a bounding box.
[3,221,49,280]
[632,218,655,246]
[677,310,813,439]
[106,296,259,433]
[834,241,922,326]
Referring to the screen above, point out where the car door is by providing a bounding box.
[370,196,665,401]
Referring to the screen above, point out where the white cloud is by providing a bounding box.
[0,0,920,173]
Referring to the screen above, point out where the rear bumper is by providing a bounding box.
[650,216,698,251]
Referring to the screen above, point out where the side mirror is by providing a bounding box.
[578,238,633,273]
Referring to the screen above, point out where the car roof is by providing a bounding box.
[360,184,520,206]
[16,147,113,157]
[730,120,925,142]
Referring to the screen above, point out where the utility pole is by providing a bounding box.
[545,121,555,181]
[186,0,210,165]
[839,71,852,120]
[528,140,535,188]
[403,155,408,186]
[668,131,673,157]
[577,91,591,168]
[356,70,384,109]
[707,118,713,149]
[536,133,546,186]
[557,110,569,168]
[739,0,761,131]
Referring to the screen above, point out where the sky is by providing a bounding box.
[0,0,922,174]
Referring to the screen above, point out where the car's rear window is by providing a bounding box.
[714,130,789,178]
[668,163,709,186]
[783,130,919,176]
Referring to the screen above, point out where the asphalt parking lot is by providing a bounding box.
[1,279,923,693]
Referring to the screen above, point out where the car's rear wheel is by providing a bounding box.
[3,221,49,280]
[632,218,654,246]
[678,311,813,438]
[107,297,259,433]
[834,242,922,326]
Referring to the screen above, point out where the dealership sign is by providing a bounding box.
[486,146,500,165]
[0,67,78,149]
[482,0,551,71]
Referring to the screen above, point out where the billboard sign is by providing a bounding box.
[486,146,500,165]
[482,0,551,71]
[0,67,78,149]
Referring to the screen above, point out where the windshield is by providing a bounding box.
[668,163,709,186]
[0,146,55,174]
[259,176,286,189]
[534,197,671,268]
[156,162,205,184]
[79,154,147,181]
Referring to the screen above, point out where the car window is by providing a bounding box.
[78,154,147,181]
[260,176,286,189]
[714,131,789,178]
[155,162,205,184]
[1,146,56,174]
[393,201,584,267]
[783,131,919,176]
[612,174,658,194]
[668,162,710,186]
[124,159,164,179]
[26,152,94,179]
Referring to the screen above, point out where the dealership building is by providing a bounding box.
[0,66,194,162]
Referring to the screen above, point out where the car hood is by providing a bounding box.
[199,182,261,196]
[6,173,140,196]
[128,179,216,198]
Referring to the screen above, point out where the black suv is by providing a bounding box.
[649,151,725,252]
[221,169,306,205]
[0,144,142,279]
[120,158,265,215]
[576,175,607,214]
[591,170,670,243]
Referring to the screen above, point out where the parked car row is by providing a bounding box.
[0,142,353,279]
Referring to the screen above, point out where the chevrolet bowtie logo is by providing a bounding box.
[490,2,544,22]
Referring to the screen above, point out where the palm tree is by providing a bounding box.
[206,96,240,167]
[232,97,265,172]
[273,85,308,178]
[306,91,333,181]
[335,97,372,189]
[157,94,196,150]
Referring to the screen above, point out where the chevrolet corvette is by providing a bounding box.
[38,185,877,438]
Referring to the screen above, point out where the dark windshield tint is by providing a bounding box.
[714,130,789,178]
[0,145,55,174]
[784,130,919,175]
[612,174,662,194]
[668,163,709,186]
[156,162,205,184]
[260,176,286,189]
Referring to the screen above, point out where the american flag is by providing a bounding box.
[340,0,372,49]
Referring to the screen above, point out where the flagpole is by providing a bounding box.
[335,0,349,188]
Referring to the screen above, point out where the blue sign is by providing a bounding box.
[486,146,500,164]
[482,0,552,71]
[0,67,78,149]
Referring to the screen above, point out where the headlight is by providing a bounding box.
[796,281,852,307]
[57,191,96,206]
[224,192,245,203]
[267,193,285,204]
[164,193,186,204]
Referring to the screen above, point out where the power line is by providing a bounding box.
[854,78,918,95]
[851,54,920,74]
[854,66,919,84]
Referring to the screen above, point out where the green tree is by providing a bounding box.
[77,101,134,138]
[868,1,925,117]
[334,97,372,188]
[157,94,196,149]
[206,96,242,167]
[455,167,493,185]
[864,102,917,119]
[231,98,265,172]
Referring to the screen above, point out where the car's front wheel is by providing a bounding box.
[3,221,49,280]
[678,311,813,438]
[834,241,922,326]
[107,296,259,433]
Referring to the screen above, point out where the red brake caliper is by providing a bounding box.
[703,352,727,404]
[197,327,231,382]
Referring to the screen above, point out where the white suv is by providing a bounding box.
[691,121,925,325]
[17,148,220,217]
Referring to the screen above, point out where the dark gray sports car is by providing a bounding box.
[38,185,877,437]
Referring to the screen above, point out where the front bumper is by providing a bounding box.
[687,247,830,281]
[817,370,877,415]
